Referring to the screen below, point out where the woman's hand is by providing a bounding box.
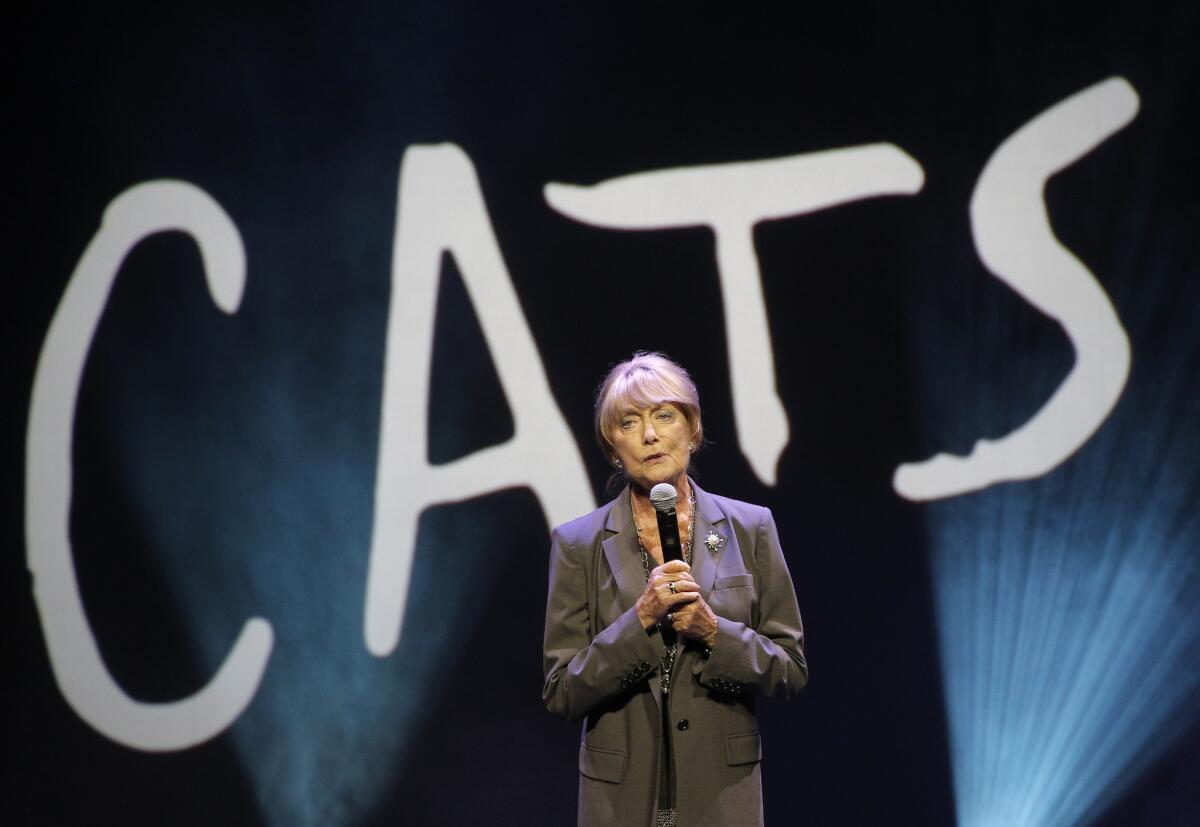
[668,597,719,649]
[635,560,700,629]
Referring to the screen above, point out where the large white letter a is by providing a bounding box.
[366,144,594,656]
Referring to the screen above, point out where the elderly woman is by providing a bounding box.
[543,352,808,827]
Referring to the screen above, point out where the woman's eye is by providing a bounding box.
[656,411,673,421]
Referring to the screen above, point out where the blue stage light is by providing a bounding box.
[927,446,1200,827]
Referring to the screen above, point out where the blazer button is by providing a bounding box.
[676,719,689,731]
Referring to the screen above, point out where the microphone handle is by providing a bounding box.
[654,507,683,562]
[653,506,683,650]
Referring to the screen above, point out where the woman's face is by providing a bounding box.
[609,402,693,493]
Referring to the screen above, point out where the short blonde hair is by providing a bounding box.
[594,352,703,459]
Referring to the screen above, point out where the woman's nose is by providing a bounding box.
[643,422,658,442]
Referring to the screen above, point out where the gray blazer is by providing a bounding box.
[543,480,808,826]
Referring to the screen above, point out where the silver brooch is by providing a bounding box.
[704,531,723,552]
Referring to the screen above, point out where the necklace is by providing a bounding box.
[632,487,696,695]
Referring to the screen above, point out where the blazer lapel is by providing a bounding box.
[689,479,727,600]
[601,486,668,713]
[601,486,650,616]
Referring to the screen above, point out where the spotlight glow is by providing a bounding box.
[929,462,1200,827]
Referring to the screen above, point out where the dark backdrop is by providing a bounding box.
[8,3,1199,825]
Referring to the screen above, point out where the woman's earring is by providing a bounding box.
[613,458,623,470]
[688,442,695,453]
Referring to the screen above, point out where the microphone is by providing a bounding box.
[650,483,684,651]
[650,483,683,562]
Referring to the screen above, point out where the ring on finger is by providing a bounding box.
[666,612,675,623]
[668,581,677,594]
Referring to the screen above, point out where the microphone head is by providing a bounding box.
[649,483,678,514]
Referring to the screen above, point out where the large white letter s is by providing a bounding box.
[895,78,1139,500]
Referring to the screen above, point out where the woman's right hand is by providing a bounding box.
[635,560,700,630]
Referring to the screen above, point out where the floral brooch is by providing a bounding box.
[704,531,724,553]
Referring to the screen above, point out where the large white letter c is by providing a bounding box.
[25,181,273,750]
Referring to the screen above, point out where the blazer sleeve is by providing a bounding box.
[542,526,662,722]
[699,507,808,698]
